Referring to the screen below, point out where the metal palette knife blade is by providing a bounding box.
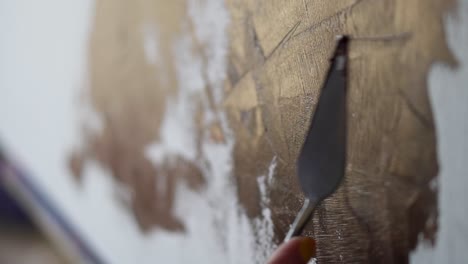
[285,36,349,241]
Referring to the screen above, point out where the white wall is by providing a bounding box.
[411,0,468,262]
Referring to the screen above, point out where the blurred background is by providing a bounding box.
[0,157,66,264]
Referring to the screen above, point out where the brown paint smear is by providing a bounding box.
[69,0,457,262]
[69,0,205,232]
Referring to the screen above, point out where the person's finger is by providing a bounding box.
[267,237,316,264]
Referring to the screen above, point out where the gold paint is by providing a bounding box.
[73,0,457,261]
[209,122,226,143]
[71,0,208,232]
[226,0,455,261]
[224,72,259,111]
[252,0,357,56]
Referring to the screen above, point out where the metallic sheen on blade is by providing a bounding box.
[285,36,348,241]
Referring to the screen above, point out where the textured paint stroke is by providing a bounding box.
[143,0,257,260]
[142,0,279,262]
[254,156,278,262]
[225,0,454,261]
[79,1,457,262]
[79,0,277,262]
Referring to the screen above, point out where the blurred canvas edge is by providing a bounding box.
[0,148,105,264]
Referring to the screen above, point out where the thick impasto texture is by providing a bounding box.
[70,0,456,262]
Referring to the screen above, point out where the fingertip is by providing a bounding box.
[298,237,316,262]
[268,237,316,264]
